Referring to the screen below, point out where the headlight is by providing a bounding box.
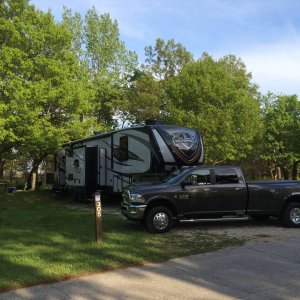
[130,194,145,204]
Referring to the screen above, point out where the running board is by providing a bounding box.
[180,216,249,223]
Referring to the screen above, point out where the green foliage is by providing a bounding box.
[144,38,193,79]
[1,2,299,181]
[162,53,262,163]
[261,94,300,178]
[0,0,93,187]
[116,38,193,126]
[117,72,162,126]
[63,7,138,129]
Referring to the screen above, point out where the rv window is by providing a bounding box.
[67,149,73,157]
[73,159,79,168]
[119,136,128,161]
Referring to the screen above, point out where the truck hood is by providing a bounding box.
[127,182,170,195]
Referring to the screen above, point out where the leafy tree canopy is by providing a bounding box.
[144,38,193,79]
[261,93,300,178]
[0,0,92,185]
[162,53,262,163]
[63,7,138,129]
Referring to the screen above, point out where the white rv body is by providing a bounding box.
[58,123,204,197]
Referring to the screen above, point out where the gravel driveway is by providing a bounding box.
[177,217,300,244]
[71,202,300,244]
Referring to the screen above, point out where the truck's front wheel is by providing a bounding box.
[146,206,173,233]
[282,202,300,228]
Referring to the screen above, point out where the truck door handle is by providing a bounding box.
[235,187,243,191]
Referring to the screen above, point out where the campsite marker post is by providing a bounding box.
[94,191,103,243]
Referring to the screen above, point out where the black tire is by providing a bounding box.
[250,215,270,221]
[146,206,173,234]
[282,202,300,228]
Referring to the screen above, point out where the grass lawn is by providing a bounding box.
[0,190,245,291]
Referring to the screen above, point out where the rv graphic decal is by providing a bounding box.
[172,132,198,150]
[156,126,202,165]
[113,147,144,163]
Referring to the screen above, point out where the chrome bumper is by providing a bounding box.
[121,201,146,220]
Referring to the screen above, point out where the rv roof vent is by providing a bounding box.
[145,119,164,125]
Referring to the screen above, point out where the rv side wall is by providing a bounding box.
[65,146,86,187]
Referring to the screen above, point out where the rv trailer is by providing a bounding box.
[57,120,204,199]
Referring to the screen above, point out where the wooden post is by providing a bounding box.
[94,191,103,243]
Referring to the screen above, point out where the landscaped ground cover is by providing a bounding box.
[0,191,244,291]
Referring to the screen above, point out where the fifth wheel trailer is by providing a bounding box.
[56,120,204,199]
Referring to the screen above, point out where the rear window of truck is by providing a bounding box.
[215,169,239,184]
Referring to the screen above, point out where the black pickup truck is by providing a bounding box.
[121,166,300,233]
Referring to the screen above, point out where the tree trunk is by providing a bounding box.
[32,169,37,191]
[282,167,290,180]
[277,167,282,180]
[292,161,299,180]
[270,167,275,180]
[26,160,40,191]
[270,166,278,180]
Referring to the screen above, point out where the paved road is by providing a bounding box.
[1,236,300,300]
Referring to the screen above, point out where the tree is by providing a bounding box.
[0,0,91,188]
[114,38,193,126]
[117,71,162,126]
[144,38,193,79]
[0,0,37,179]
[63,7,138,130]
[162,53,262,164]
[262,94,300,179]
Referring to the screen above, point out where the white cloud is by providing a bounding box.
[240,39,300,96]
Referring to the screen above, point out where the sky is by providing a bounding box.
[30,0,300,97]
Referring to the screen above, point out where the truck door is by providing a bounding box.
[209,168,247,214]
[181,168,247,216]
[178,168,213,216]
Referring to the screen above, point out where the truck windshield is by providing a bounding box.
[162,166,193,183]
[162,169,181,182]
[164,167,195,184]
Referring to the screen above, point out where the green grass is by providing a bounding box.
[0,191,245,291]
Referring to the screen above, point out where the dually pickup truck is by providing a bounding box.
[121,166,300,233]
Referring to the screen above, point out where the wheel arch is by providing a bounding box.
[281,194,300,216]
[144,199,178,220]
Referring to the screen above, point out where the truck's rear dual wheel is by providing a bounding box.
[282,202,300,228]
[146,206,173,233]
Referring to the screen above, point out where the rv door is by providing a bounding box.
[99,148,107,186]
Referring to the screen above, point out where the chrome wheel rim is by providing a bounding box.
[290,208,300,224]
[153,212,169,230]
